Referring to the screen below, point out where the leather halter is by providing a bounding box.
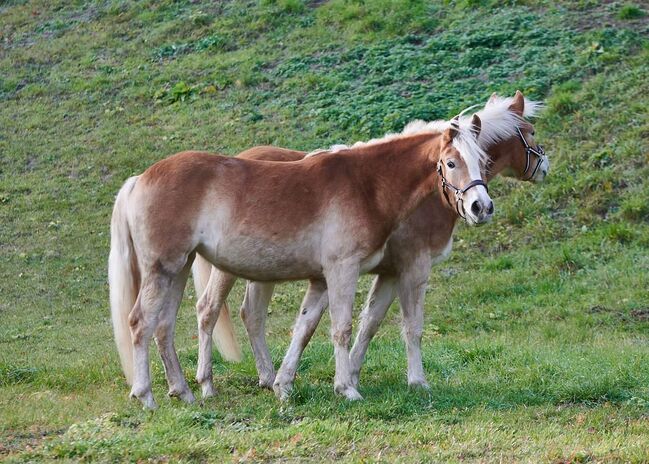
[437,161,488,219]
[517,127,546,181]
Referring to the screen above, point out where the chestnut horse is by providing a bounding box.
[193,91,548,400]
[109,117,492,408]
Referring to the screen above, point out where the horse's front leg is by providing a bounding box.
[273,279,328,401]
[349,274,398,388]
[325,263,363,401]
[195,269,236,398]
[396,255,432,389]
[240,281,276,389]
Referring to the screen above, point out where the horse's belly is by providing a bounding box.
[200,234,321,281]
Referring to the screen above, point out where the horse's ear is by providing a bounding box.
[471,114,482,138]
[488,92,498,105]
[509,90,525,116]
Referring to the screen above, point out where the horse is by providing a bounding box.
[109,115,492,409]
[192,91,548,400]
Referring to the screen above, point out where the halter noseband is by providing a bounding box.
[437,162,488,220]
[516,127,546,181]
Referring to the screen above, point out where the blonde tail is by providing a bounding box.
[108,176,139,385]
[192,255,242,362]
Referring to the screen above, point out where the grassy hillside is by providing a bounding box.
[1,0,648,462]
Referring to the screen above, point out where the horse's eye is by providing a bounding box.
[447,161,455,169]
[531,130,536,136]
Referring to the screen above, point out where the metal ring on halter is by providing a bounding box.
[516,127,546,181]
[437,162,488,220]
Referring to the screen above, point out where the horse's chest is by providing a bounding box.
[430,237,453,265]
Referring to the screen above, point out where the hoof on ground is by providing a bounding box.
[259,373,276,390]
[130,389,158,410]
[169,388,196,404]
[200,381,217,399]
[273,382,293,402]
[335,385,363,401]
[408,380,431,391]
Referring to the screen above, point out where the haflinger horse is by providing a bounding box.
[109,113,492,409]
[193,91,548,400]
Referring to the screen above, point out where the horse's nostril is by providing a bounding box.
[471,200,481,215]
[486,201,494,215]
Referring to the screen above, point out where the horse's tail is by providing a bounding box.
[108,176,140,385]
[192,255,242,362]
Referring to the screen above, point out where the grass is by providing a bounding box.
[1,0,649,462]
[618,4,646,20]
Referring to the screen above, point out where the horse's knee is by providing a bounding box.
[155,322,173,345]
[240,303,263,331]
[331,326,352,347]
[128,304,148,345]
[197,303,219,331]
[195,291,210,314]
[402,322,423,343]
[196,293,211,315]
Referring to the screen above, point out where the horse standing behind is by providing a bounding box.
[194,91,548,400]
[109,118,492,409]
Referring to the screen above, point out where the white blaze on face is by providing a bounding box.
[452,135,493,225]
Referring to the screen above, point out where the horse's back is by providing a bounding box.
[238,146,306,162]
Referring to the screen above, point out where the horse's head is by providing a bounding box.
[484,90,549,183]
[437,115,494,225]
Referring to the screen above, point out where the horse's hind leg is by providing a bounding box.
[240,281,276,389]
[195,269,236,398]
[154,261,195,404]
[349,274,398,388]
[273,279,328,401]
[129,270,178,410]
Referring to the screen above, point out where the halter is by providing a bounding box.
[437,161,488,220]
[516,127,546,181]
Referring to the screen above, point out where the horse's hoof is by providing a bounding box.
[200,381,217,399]
[273,382,293,402]
[259,371,276,390]
[408,380,430,390]
[130,389,158,410]
[335,385,363,401]
[169,388,196,404]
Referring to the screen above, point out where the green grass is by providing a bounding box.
[1,0,649,462]
[618,4,646,20]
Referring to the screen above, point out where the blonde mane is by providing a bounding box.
[467,95,542,148]
[306,95,543,177]
[306,116,486,177]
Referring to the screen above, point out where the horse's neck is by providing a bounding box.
[484,137,514,181]
[349,133,441,226]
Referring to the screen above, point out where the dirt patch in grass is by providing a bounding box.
[0,428,66,457]
[588,305,649,323]
[630,308,649,321]
[571,2,649,33]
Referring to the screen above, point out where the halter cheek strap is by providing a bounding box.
[437,162,488,219]
[516,127,546,181]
